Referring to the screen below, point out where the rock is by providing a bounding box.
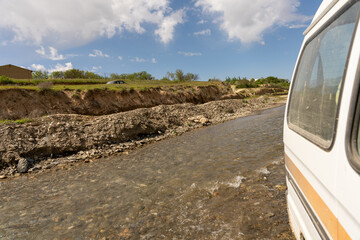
[275,184,287,191]
[265,212,275,218]
[0,175,6,179]
[17,158,29,173]
[3,151,20,164]
[200,117,209,124]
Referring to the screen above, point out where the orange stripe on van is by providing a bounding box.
[285,154,351,240]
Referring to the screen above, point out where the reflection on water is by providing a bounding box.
[0,106,286,239]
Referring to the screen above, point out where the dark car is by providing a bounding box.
[106,80,126,84]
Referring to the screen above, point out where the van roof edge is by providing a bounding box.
[303,0,341,35]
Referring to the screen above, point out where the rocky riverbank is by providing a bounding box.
[0,95,287,178]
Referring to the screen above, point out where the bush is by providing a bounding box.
[0,75,14,84]
[208,77,221,82]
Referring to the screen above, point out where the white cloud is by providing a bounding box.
[131,57,146,63]
[30,62,73,72]
[194,29,211,36]
[288,24,308,29]
[178,51,202,57]
[89,50,109,58]
[197,20,207,24]
[155,9,185,44]
[0,0,185,46]
[91,66,102,72]
[49,62,73,72]
[118,56,123,60]
[129,57,157,63]
[195,0,310,44]
[36,46,65,60]
[30,64,46,71]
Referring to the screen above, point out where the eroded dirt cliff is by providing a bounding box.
[0,85,285,120]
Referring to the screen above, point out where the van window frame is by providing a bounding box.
[346,14,360,174]
[287,1,360,151]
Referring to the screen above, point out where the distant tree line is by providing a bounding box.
[31,69,289,89]
[110,71,154,80]
[224,76,290,89]
[162,69,199,82]
[32,69,103,79]
[32,68,200,82]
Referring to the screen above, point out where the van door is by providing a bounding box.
[285,2,360,239]
[336,15,360,237]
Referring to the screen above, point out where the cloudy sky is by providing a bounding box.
[0,0,321,80]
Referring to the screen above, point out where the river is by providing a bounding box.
[0,105,293,239]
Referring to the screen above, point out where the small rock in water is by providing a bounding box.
[275,184,287,191]
[200,117,209,124]
[17,158,29,173]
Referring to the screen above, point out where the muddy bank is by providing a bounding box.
[0,96,287,177]
[0,85,286,120]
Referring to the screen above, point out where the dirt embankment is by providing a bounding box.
[0,85,286,120]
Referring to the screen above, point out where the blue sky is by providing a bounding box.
[0,0,322,81]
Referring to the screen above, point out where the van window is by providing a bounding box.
[288,2,360,148]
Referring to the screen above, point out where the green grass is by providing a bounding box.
[0,118,34,124]
[0,79,221,91]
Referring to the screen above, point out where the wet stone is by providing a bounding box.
[17,158,29,173]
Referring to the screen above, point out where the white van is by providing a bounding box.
[284,0,360,239]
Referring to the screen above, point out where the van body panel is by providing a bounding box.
[335,22,360,238]
[305,0,350,36]
[285,0,360,239]
[287,181,323,240]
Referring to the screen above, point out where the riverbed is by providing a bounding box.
[0,105,294,239]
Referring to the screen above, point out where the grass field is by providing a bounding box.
[0,79,222,91]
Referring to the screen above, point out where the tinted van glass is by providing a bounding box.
[288,3,360,148]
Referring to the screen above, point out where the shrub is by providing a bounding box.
[0,75,14,84]
[208,77,221,82]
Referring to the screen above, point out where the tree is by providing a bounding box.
[175,69,185,81]
[165,69,199,82]
[50,71,65,79]
[185,73,199,81]
[166,71,176,81]
[84,71,103,79]
[64,69,84,79]
[32,70,49,79]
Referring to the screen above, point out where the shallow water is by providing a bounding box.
[0,106,286,239]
